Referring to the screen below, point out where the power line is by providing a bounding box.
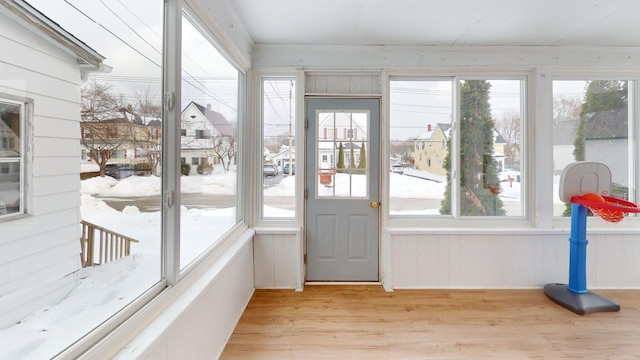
[62,0,161,68]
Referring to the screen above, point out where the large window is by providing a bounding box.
[389,77,524,218]
[0,100,23,217]
[3,1,165,358]
[180,14,240,268]
[552,79,635,217]
[262,78,296,219]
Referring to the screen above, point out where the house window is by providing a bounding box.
[389,77,524,218]
[181,129,186,136]
[552,79,634,217]
[261,78,296,219]
[83,126,92,139]
[108,127,117,139]
[195,129,210,139]
[0,100,24,217]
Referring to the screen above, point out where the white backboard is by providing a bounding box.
[559,162,612,204]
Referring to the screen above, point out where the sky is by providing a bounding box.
[27,0,239,119]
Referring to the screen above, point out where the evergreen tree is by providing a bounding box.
[565,80,628,216]
[358,141,367,169]
[337,142,345,173]
[440,80,505,216]
[573,80,627,163]
[349,142,356,169]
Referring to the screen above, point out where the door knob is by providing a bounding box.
[370,201,379,208]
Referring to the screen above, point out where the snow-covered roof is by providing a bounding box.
[186,102,236,137]
[1,0,106,71]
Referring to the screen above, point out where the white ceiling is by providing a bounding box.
[226,0,640,47]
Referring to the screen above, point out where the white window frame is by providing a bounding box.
[257,73,302,225]
[550,73,640,229]
[386,73,532,228]
[0,98,25,219]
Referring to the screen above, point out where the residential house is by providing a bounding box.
[0,0,105,329]
[181,101,236,174]
[414,123,451,177]
[80,111,162,173]
[414,124,508,176]
[553,119,579,175]
[584,107,628,189]
[317,113,367,169]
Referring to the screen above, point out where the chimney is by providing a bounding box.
[427,124,432,132]
[207,103,212,110]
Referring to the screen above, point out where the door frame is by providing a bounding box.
[304,96,382,283]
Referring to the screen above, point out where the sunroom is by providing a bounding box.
[1,0,640,358]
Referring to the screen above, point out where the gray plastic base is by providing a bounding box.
[544,283,620,315]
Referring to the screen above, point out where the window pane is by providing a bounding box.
[180,15,239,268]
[389,80,452,215]
[457,79,523,217]
[552,80,634,217]
[262,79,296,218]
[4,1,164,358]
[0,101,21,217]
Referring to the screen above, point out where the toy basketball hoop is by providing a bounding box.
[545,162,639,315]
[572,195,640,222]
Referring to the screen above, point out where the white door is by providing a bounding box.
[305,98,380,281]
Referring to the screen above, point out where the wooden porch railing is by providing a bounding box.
[80,220,140,267]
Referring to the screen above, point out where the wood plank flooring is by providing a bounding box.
[221,286,640,359]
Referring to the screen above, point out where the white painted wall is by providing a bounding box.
[111,231,255,360]
[0,11,84,329]
[253,230,303,290]
[390,232,640,289]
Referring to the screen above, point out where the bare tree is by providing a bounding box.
[495,111,521,168]
[553,96,582,124]
[133,88,162,175]
[80,81,126,177]
[211,133,237,173]
[390,139,414,165]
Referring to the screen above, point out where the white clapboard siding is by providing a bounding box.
[306,73,381,95]
[253,231,302,289]
[31,191,81,216]
[33,156,82,177]
[390,232,640,289]
[32,173,81,197]
[0,10,84,328]
[0,224,78,267]
[33,117,81,139]
[0,14,86,80]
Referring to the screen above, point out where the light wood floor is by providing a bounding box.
[221,285,640,359]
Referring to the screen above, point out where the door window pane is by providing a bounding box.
[262,79,296,218]
[552,80,634,217]
[316,111,369,199]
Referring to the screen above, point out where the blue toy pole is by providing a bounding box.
[567,203,588,294]
[543,200,620,314]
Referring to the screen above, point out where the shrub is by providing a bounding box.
[181,163,191,176]
[197,161,212,175]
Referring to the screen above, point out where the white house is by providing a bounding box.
[181,101,236,174]
[0,1,105,329]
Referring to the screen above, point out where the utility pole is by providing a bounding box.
[288,80,293,175]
